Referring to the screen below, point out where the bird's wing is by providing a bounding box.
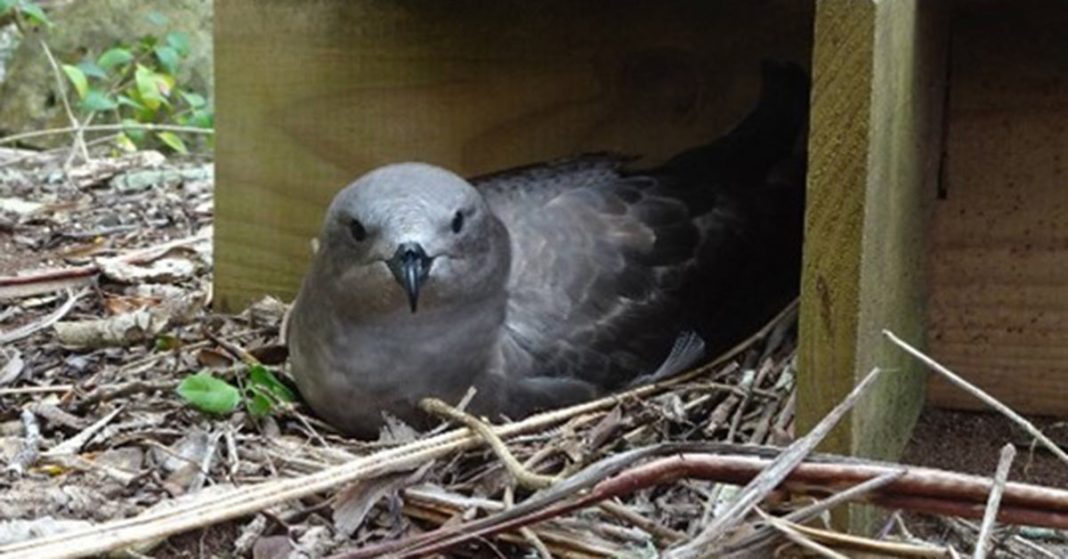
[474,157,745,399]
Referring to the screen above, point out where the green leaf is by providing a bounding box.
[179,90,205,108]
[154,45,179,74]
[77,60,108,80]
[117,94,146,112]
[121,118,146,141]
[61,64,88,99]
[18,2,50,26]
[115,133,138,152]
[135,64,162,109]
[156,131,188,154]
[97,47,134,70]
[165,31,191,56]
[146,10,168,26]
[177,373,241,415]
[154,334,181,351]
[180,107,213,129]
[0,0,17,15]
[246,391,273,418]
[248,365,296,403]
[81,89,118,112]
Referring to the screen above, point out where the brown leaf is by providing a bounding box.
[196,347,234,369]
[332,461,433,537]
[247,344,288,365]
[103,294,161,315]
[252,535,295,559]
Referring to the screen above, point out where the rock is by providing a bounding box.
[0,0,212,148]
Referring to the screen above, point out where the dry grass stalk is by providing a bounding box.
[884,329,1068,466]
[972,443,1016,559]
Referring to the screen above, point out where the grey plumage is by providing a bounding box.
[287,61,809,438]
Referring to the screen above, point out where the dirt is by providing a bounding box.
[903,406,1068,489]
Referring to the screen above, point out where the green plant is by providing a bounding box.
[0,0,52,27]
[177,365,296,419]
[56,11,212,154]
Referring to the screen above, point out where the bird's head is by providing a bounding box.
[315,163,510,316]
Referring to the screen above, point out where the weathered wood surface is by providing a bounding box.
[798,0,947,464]
[927,0,1068,415]
[213,0,813,311]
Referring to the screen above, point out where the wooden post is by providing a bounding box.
[798,0,948,463]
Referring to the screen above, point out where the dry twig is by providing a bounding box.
[667,367,886,559]
[973,443,1016,559]
[884,330,1068,466]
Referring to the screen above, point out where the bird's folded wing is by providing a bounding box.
[475,156,722,390]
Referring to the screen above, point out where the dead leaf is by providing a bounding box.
[97,256,196,284]
[0,197,43,217]
[247,344,288,365]
[103,294,161,315]
[0,349,24,386]
[376,412,420,445]
[196,347,234,369]
[53,291,202,348]
[252,535,296,559]
[0,517,94,546]
[93,447,145,473]
[333,461,433,537]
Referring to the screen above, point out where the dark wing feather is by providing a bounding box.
[472,60,809,416]
[476,160,743,414]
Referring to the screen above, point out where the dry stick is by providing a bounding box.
[354,444,725,559]
[0,123,214,147]
[0,288,87,344]
[598,499,686,545]
[421,397,557,490]
[954,517,1058,559]
[33,33,89,164]
[781,521,949,559]
[883,330,1068,466]
[723,470,908,556]
[754,508,849,559]
[973,443,1017,559]
[0,134,119,169]
[0,384,74,396]
[0,230,210,299]
[368,444,1068,559]
[6,409,41,474]
[665,367,886,559]
[401,501,615,558]
[502,486,553,559]
[44,405,123,456]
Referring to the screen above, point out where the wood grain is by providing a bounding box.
[926,0,1068,415]
[213,0,813,311]
[798,0,947,464]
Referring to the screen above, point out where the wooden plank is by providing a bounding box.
[213,0,813,311]
[798,0,948,465]
[927,0,1068,415]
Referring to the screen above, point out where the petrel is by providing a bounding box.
[287,61,809,438]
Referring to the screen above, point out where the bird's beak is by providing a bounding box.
[387,242,433,313]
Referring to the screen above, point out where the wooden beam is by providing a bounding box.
[798,0,948,463]
[213,0,813,312]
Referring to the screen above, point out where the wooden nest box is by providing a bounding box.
[214,0,1068,465]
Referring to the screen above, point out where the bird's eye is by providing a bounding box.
[349,219,367,242]
[451,210,464,234]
